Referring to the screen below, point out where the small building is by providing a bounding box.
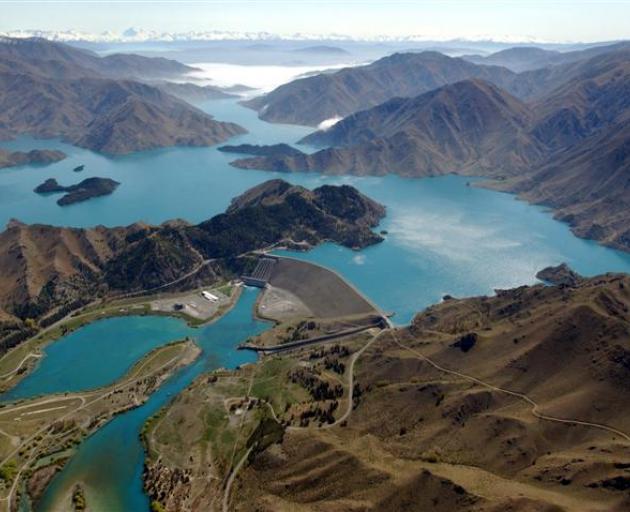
[201,291,219,302]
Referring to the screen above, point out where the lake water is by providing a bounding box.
[34,287,265,512]
[3,99,630,325]
[3,316,195,402]
[2,94,630,510]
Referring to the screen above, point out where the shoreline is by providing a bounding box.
[1,339,201,511]
[0,282,241,396]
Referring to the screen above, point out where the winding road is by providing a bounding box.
[222,325,630,511]
[388,330,630,443]
[0,352,42,380]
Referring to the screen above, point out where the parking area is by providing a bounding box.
[150,288,231,321]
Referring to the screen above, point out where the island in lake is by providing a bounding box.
[218,143,304,158]
[34,177,120,206]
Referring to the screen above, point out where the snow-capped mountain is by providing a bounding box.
[0,27,567,44]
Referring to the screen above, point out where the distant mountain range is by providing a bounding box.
[243,42,630,127]
[232,45,630,252]
[0,37,245,154]
[462,41,630,72]
[0,29,582,44]
[293,45,349,55]
[242,51,519,126]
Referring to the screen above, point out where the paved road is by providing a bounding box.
[222,446,253,512]
[240,323,383,354]
[0,352,42,380]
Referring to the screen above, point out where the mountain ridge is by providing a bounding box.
[230,48,630,251]
[0,180,385,349]
[242,51,520,126]
[0,37,246,154]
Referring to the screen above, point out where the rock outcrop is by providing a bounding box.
[34,177,121,205]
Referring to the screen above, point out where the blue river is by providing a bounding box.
[1,98,630,510]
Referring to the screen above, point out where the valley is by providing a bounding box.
[0,27,629,512]
[236,45,630,252]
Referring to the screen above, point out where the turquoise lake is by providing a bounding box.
[35,287,265,512]
[2,99,630,324]
[3,316,195,402]
[2,97,630,510]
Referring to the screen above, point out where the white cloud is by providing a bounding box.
[185,62,354,93]
[317,116,343,131]
[0,28,569,45]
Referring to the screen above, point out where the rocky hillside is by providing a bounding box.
[232,79,544,177]
[143,270,630,512]
[0,180,384,343]
[487,49,630,251]
[490,118,630,251]
[232,48,630,251]
[0,149,66,169]
[0,37,245,154]
[297,79,543,176]
[243,51,518,126]
[0,37,198,80]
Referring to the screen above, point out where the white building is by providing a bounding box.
[201,291,219,302]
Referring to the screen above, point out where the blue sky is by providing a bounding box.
[1,1,629,42]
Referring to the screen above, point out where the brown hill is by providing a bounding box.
[243,51,518,126]
[0,72,245,154]
[0,37,197,80]
[234,79,544,177]
[145,272,630,512]
[250,273,630,511]
[0,180,384,346]
[530,49,630,150]
[0,149,66,169]
[0,37,245,154]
